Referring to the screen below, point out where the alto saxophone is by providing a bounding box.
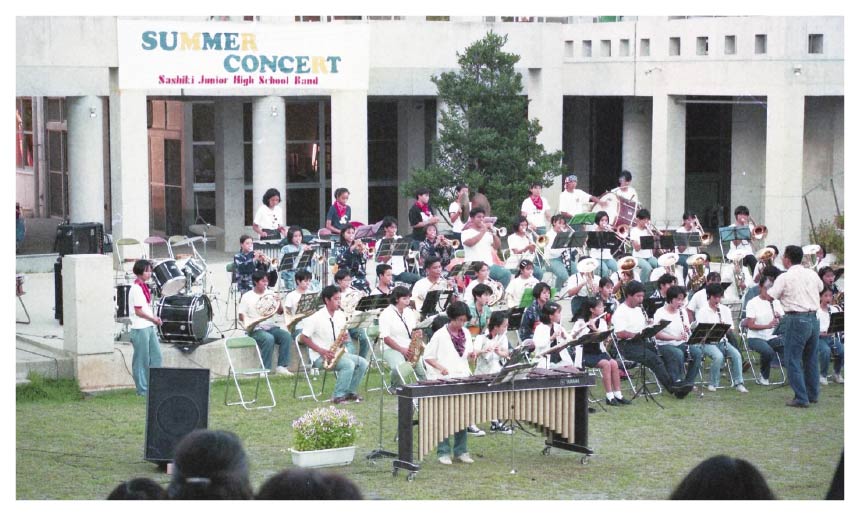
[324,323,350,370]
[408,329,426,366]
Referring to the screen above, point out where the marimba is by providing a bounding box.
[393,368,595,479]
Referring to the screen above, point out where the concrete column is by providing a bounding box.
[331,90,369,223]
[622,97,653,212]
[764,90,805,249]
[62,255,114,389]
[215,100,245,252]
[649,94,686,228]
[528,68,564,208]
[252,96,286,226]
[67,96,105,225]
[108,73,149,243]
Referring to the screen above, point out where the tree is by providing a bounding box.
[401,31,565,231]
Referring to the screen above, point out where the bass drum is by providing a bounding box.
[152,260,186,297]
[591,193,621,226]
[155,294,213,344]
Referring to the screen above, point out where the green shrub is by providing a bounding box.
[811,218,843,264]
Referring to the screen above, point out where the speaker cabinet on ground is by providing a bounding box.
[144,367,210,464]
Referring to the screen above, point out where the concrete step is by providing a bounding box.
[16,339,75,381]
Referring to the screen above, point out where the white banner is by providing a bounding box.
[117,19,369,90]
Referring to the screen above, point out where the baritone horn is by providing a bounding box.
[755,247,775,266]
[802,244,821,269]
[749,216,768,240]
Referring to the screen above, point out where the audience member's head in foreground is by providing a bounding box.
[256,468,363,500]
[670,455,775,500]
[167,429,253,500]
[107,477,166,500]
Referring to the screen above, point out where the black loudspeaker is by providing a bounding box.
[144,368,210,464]
[54,222,104,256]
[53,258,63,324]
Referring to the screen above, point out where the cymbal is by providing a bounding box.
[189,224,225,237]
[173,236,203,247]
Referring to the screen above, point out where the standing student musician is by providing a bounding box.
[448,184,471,241]
[423,301,478,465]
[408,187,440,243]
[129,259,163,396]
[520,182,551,235]
[253,188,287,240]
[768,245,824,408]
[325,188,352,237]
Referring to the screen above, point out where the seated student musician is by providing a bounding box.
[325,188,352,237]
[544,214,578,289]
[817,289,844,385]
[461,207,512,288]
[234,234,276,295]
[462,262,493,305]
[467,283,494,337]
[818,266,841,299]
[282,270,314,339]
[411,256,453,316]
[729,205,758,274]
[629,208,660,283]
[744,273,785,386]
[596,276,619,317]
[653,285,704,396]
[472,311,513,434]
[299,285,369,404]
[519,282,553,342]
[238,271,293,375]
[505,259,540,309]
[505,216,544,279]
[418,224,454,271]
[686,272,722,323]
[376,216,420,286]
[280,226,315,291]
[408,187,440,244]
[694,283,748,393]
[612,281,693,397]
[558,256,601,320]
[378,285,426,387]
[371,263,395,296]
[532,302,576,369]
[423,301,478,465]
[649,273,677,302]
[752,245,782,284]
[675,212,703,280]
[333,269,371,361]
[570,297,630,405]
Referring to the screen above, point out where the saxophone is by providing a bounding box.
[407,329,426,366]
[324,323,350,371]
[728,250,746,299]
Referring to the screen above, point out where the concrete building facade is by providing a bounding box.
[16,16,844,254]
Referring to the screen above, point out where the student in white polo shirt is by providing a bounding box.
[461,207,511,288]
[129,259,163,396]
[520,182,551,235]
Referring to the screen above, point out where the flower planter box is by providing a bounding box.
[290,446,356,468]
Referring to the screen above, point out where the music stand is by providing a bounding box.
[718,225,751,263]
[675,232,703,250]
[278,252,299,272]
[569,213,597,226]
[586,231,620,276]
[643,298,665,319]
[659,233,675,253]
[639,235,658,254]
[827,312,844,335]
[355,220,384,240]
[291,293,322,323]
[488,356,540,474]
[627,320,671,407]
[419,289,454,318]
[355,294,390,313]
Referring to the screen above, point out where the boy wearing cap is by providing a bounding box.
[559,175,603,221]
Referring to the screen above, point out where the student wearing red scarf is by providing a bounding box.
[520,182,551,235]
[325,188,352,236]
[408,187,439,242]
[129,259,163,396]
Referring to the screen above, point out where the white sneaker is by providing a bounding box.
[735,384,749,393]
[275,366,294,376]
[707,385,717,392]
[455,453,475,464]
[833,374,844,384]
[756,377,770,386]
[819,376,829,385]
[438,455,452,465]
[467,425,486,437]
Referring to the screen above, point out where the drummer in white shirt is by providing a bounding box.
[558,175,602,221]
[611,170,639,202]
[520,182,551,235]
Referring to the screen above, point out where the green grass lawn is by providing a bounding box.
[16,370,843,500]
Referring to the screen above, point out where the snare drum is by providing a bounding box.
[155,294,212,343]
[182,258,205,284]
[115,284,132,319]
[152,260,186,297]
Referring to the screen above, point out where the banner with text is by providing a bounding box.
[118,20,369,90]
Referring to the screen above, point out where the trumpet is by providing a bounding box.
[438,235,460,249]
[490,225,507,237]
[351,239,367,255]
[692,215,713,247]
[749,216,768,241]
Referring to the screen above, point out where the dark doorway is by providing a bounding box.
[589,97,623,196]
[685,100,732,230]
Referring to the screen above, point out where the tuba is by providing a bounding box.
[727,249,747,299]
[756,247,775,267]
[616,255,637,301]
[408,329,426,366]
[802,244,821,270]
[577,257,600,296]
[657,252,679,280]
[686,253,708,292]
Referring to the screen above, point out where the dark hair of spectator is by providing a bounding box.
[256,468,363,500]
[167,430,253,500]
[107,477,166,500]
[670,455,775,500]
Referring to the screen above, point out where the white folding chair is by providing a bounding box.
[224,336,276,410]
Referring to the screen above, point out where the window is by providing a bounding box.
[600,40,611,57]
[724,35,736,55]
[808,34,823,54]
[640,38,650,57]
[582,40,592,57]
[620,39,630,57]
[44,97,68,218]
[285,99,331,230]
[696,37,708,56]
[565,40,574,58]
[243,103,253,225]
[669,37,681,56]
[755,34,767,54]
[16,97,34,170]
[367,101,399,224]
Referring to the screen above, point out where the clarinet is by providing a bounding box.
[679,307,693,362]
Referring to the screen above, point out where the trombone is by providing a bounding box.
[749,216,768,241]
[692,215,714,246]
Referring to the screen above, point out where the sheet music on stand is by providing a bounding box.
[643,298,665,318]
[569,212,597,226]
[354,220,384,240]
[553,229,589,251]
[827,312,844,335]
[639,235,661,253]
[718,225,751,243]
[674,232,703,248]
[355,294,389,313]
[278,252,299,272]
[376,238,411,261]
[687,322,731,345]
[659,233,675,250]
[541,330,613,359]
[638,320,671,340]
[346,311,378,332]
[420,289,454,317]
[294,292,322,315]
[489,345,539,386]
[586,231,620,255]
